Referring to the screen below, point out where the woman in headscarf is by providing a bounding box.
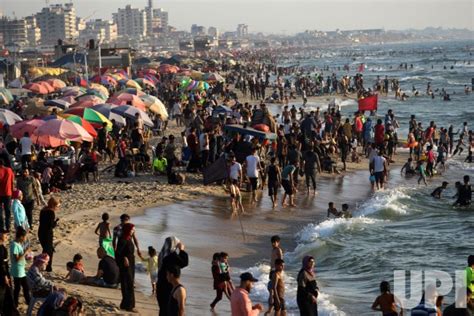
[297,256,319,316]
[156,236,189,316]
[12,189,29,232]
[115,222,137,312]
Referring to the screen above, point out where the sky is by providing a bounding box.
[0,0,472,34]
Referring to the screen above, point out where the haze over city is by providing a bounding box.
[0,0,472,33]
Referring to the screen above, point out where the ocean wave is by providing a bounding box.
[357,188,411,216]
[399,75,443,82]
[240,264,345,316]
[446,159,474,171]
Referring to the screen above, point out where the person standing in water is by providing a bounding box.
[266,157,281,209]
[371,280,403,316]
[297,256,319,316]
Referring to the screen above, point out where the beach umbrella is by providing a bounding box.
[10,119,45,138]
[204,73,225,83]
[0,93,9,105]
[64,115,98,137]
[114,88,146,97]
[141,95,168,119]
[158,64,179,74]
[23,83,49,95]
[124,80,142,90]
[61,86,86,96]
[135,78,155,89]
[77,92,107,101]
[46,79,67,91]
[111,105,153,127]
[44,99,71,110]
[0,88,13,103]
[70,96,103,108]
[91,104,126,126]
[0,109,23,125]
[60,95,77,104]
[37,81,56,94]
[33,119,93,146]
[89,83,110,98]
[65,107,112,129]
[109,94,146,111]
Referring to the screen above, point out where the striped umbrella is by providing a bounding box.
[64,114,98,137]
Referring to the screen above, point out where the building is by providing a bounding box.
[79,19,118,44]
[35,3,78,45]
[191,24,207,36]
[113,5,147,38]
[0,17,28,47]
[237,24,248,38]
[25,16,41,46]
[208,26,219,38]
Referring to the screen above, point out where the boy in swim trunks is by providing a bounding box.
[230,179,244,215]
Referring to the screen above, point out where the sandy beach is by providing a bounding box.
[13,97,409,315]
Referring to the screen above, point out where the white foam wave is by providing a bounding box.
[399,75,443,82]
[446,159,474,171]
[357,188,411,216]
[240,264,345,316]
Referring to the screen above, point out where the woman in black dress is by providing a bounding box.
[115,223,137,312]
[156,236,188,316]
[297,255,319,316]
[38,197,60,272]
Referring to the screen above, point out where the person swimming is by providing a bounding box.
[431,181,449,199]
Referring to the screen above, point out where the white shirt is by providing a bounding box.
[373,155,386,173]
[172,103,181,115]
[19,137,32,155]
[229,162,242,180]
[199,133,209,151]
[245,154,260,178]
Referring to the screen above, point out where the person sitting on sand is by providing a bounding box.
[371,280,403,316]
[431,182,449,199]
[327,202,342,218]
[72,253,85,274]
[27,253,56,298]
[83,247,119,288]
[65,261,85,283]
[153,154,168,176]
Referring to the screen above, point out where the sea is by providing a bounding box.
[136,40,473,315]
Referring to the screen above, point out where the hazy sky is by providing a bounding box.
[0,0,472,34]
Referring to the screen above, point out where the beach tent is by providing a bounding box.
[203,156,228,185]
[224,124,277,141]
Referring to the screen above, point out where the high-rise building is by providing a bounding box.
[36,3,78,44]
[25,16,41,46]
[153,8,168,30]
[113,5,147,38]
[79,19,117,44]
[0,17,28,46]
[191,24,207,36]
[208,26,219,38]
[237,24,248,38]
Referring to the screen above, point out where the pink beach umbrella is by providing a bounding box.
[33,119,93,147]
[9,119,45,139]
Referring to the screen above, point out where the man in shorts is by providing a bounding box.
[269,259,286,315]
[245,148,261,203]
[266,157,281,208]
[281,161,297,207]
[370,151,387,190]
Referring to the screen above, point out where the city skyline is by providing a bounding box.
[0,0,472,34]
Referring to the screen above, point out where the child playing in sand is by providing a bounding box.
[142,246,159,294]
[65,261,85,283]
[327,202,342,218]
[95,212,112,247]
[72,254,85,274]
[218,252,234,300]
[229,179,244,216]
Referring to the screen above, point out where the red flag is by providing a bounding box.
[358,63,365,72]
[358,94,378,111]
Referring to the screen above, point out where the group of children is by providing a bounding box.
[327,202,352,219]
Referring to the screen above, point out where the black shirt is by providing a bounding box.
[442,303,472,316]
[0,244,9,286]
[267,165,279,185]
[38,208,56,243]
[99,256,119,285]
[303,151,319,173]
